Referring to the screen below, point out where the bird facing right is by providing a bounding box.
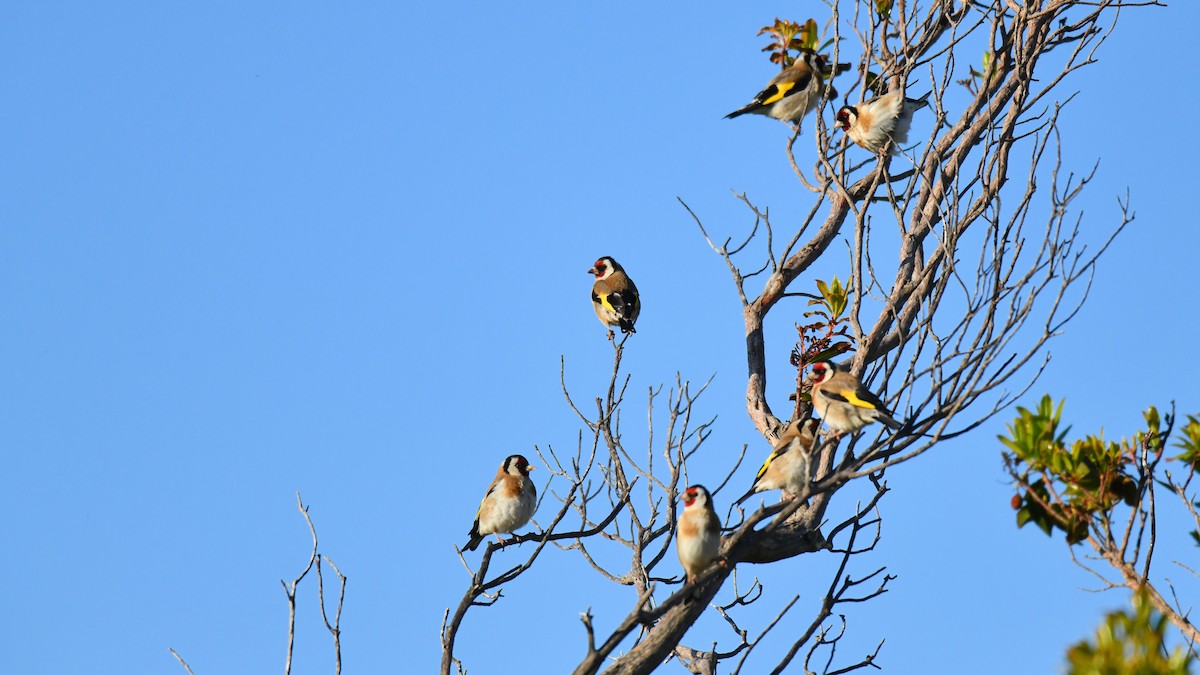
[808,361,902,436]
[725,52,829,125]
[676,485,721,585]
[736,418,821,506]
[834,90,930,154]
[464,454,538,552]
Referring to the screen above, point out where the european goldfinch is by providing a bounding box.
[588,257,640,339]
[676,485,721,585]
[726,52,828,124]
[808,361,902,436]
[834,91,930,154]
[735,418,821,505]
[464,454,537,551]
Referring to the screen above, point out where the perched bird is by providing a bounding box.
[726,52,828,124]
[588,257,640,339]
[676,485,722,585]
[834,91,930,154]
[808,361,902,436]
[735,418,821,505]
[464,454,537,551]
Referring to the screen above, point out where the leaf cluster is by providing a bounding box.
[958,51,1001,95]
[1172,414,1200,472]
[1002,396,1148,544]
[1066,590,1193,674]
[789,277,853,407]
[1172,414,1200,547]
[756,17,850,81]
[757,18,821,67]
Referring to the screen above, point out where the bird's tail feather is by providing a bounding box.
[724,104,757,119]
[878,412,903,429]
[464,525,482,551]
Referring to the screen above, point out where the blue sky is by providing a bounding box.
[1,3,1195,674]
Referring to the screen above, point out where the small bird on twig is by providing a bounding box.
[808,361,902,437]
[588,257,640,340]
[834,90,930,154]
[464,455,537,551]
[725,52,829,125]
[736,418,821,506]
[676,485,722,586]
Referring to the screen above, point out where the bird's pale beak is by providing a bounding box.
[528,465,536,471]
[587,267,598,275]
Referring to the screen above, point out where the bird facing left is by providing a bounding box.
[808,361,901,437]
[464,454,538,551]
[834,90,930,155]
[588,256,640,340]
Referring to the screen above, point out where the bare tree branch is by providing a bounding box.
[443,2,1159,673]
[169,648,196,675]
[282,492,318,675]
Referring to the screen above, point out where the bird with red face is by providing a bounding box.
[676,484,722,585]
[834,90,930,155]
[464,454,537,551]
[588,256,640,339]
[808,361,901,436]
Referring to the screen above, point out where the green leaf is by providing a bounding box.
[1066,519,1089,545]
[809,343,853,363]
[1020,497,1054,537]
[799,19,818,51]
[863,71,886,96]
[1144,406,1160,432]
[1111,475,1138,507]
[1066,590,1194,673]
[1016,506,1033,529]
[998,436,1023,455]
[1033,511,1054,537]
[1172,414,1200,469]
